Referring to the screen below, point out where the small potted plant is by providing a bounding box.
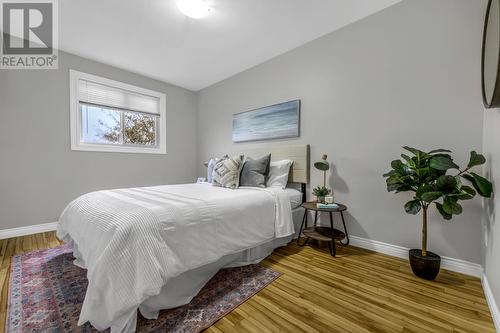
[313,186,330,203]
[383,147,493,280]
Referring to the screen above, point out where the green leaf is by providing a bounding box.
[436,203,452,220]
[454,193,473,200]
[402,147,431,163]
[467,151,486,168]
[402,146,423,156]
[443,197,463,215]
[401,154,412,163]
[391,160,405,173]
[462,173,493,198]
[470,172,493,197]
[461,174,479,194]
[428,149,452,154]
[421,191,443,202]
[404,200,422,215]
[383,170,397,178]
[386,175,401,185]
[387,183,401,192]
[462,185,476,196]
[395,185,414,193]
[451,185,475,200]
[416,167,431,179]
[415,184,433,198]
[429,156,459,170]
[428,167,447,178]
[436,175,457,191]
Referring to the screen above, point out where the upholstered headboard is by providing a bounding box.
[234,144,310,184]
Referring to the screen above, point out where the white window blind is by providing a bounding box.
[78,79,161,115]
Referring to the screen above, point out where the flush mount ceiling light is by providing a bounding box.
[177,0,212,19]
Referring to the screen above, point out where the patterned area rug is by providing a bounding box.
[7,244,281,332]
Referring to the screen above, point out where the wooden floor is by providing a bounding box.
[0,233,495,333]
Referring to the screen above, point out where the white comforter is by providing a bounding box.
[56,183,293,331]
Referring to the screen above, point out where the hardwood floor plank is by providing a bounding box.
[0,232,495,333]
[263,258,451,333]
[248,294,323,333]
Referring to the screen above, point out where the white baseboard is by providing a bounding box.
[349,235,483,278]
[0,222,58,240]
[483,274,500,332]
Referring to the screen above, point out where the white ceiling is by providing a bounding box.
[59,0,401,91]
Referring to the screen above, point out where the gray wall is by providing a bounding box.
[483,109,500,319]
[0,51,198,229]
[197,0,487,263]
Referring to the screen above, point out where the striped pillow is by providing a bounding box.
[212,155,244,189]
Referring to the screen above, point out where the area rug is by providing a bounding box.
[7,244,281,332]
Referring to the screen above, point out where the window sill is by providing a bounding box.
[71,142,166,154]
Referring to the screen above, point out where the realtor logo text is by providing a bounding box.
[1,0,58,69]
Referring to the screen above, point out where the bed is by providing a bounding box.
[56,144,310,333]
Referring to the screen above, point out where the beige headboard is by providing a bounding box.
[235,144,310,184]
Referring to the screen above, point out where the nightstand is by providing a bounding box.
[296,201,349,257]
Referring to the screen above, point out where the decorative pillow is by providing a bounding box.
[240,154,271,188]
[266,159,293,189]
[205,155,229,183]
[207,158,217,183]
[212,155,244,189]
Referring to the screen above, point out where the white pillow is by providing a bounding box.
[207,158,218,183]
[266,160,293,189]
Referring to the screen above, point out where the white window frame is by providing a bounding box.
[69,70,167,154]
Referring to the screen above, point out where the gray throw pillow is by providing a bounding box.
[240,154,271,188]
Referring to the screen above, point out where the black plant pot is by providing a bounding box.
[409,249,441,280]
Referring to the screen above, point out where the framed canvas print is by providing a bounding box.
[232,100,300,143]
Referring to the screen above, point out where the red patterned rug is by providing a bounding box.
[7,244,281,332]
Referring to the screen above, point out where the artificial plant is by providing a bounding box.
[383,147,493,256]
[313,186,330,198]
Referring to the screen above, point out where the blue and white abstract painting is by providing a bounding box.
[232,100,300,143]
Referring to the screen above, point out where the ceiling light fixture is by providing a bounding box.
[177,0,212,19]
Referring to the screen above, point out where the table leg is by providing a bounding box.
[329,212,336,257]
[313,211,318,226]
[327,241,333,255]
[339,211,350,246]
[297,209,309,246]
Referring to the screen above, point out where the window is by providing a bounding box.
[70,70,166,154]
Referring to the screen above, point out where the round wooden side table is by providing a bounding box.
[296,201,349,257]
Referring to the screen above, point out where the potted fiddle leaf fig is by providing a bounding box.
[383,147,493,280]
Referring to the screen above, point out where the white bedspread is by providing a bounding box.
[56,183,293,331]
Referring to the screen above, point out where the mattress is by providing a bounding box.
[284,187,303,209]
